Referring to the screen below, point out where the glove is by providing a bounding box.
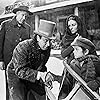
[45,71,54,89]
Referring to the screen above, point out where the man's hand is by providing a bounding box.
[45,72,54,83]
[37,71,54,89]
[0,62,5,70]
[45,72,54,89]
[37,71,47,82]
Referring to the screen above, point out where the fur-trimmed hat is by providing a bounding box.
[13,6,33,15]
[71,37,96,52]
[34,19,56,39]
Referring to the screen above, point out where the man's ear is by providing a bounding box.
[37,35,41,42]
[84,49,89,55]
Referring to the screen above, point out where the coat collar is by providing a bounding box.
[77,55,99,62]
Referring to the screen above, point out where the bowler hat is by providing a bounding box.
[71,37,96,52]
[34,19,56,39]
[13,6,33,15]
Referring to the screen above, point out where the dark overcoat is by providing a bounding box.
[7,37,51,100]
[0,17,32,66]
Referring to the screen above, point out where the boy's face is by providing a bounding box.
[73,46,84,59]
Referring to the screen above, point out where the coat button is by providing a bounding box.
[15,40,18,42]
[19,38,22,41]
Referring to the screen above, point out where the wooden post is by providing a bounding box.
[74,7,79,16]
[35,15,39,31]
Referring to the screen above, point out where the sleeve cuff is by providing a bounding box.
[37,71,41,80]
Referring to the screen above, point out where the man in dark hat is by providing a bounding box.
[0,5,33,100]
[6,19,56,100]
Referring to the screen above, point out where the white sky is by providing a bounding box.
[0,0,16,14]
[0,0,16,7]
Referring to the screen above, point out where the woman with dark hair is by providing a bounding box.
[61,14,92,64]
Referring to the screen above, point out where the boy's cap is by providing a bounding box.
[71,38,96,52]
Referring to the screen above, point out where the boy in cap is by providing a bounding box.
[6,19,56,100]
[62,37,100,98]
[45,37,100,99]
